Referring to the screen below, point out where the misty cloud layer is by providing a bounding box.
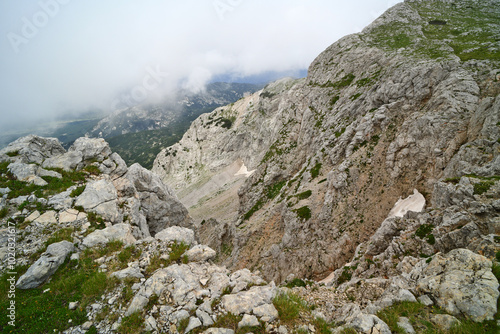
[0,0,401,130]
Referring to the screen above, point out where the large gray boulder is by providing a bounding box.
[154,226,196,246]
[416,248,499,322]
[69,137,112,163]
[186,245,216,262]
[16,240,75,289]
[7,162,62,186]
[122,164,192,235]
[221,284,277,315]
[349,314,391,334]
[99,152,128,179]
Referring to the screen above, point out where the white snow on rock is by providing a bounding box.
[388,189,426,218]
[234,162,255,177]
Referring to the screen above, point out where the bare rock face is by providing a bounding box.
[416,248,499,322]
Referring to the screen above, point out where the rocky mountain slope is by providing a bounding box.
[1,134,498,334]
[152,0,500,284]
[0,0,499,333]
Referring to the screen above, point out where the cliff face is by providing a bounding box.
[152,0,500,282]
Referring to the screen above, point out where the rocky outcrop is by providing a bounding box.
[415,248,499,322]
[16,240,75,289]
[1,135,192,240]
[152,0,500,283]
[0,135,65,164]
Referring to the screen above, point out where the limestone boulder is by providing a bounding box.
[123,163,192,235]
[75,179,121,223]
[69,137,112,163]
[221,284,277,315]
[43,151,83,171]
[16,240,75,289]
[155,226,196,246]
[82,223,136,248]
[186,245,216,262]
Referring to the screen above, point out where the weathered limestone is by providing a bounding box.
[16,241,75,289]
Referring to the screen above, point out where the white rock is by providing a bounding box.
[185,317,202,333]
[82,223,136,248]
[155,226,196,246]
[397,317,415,334]
[186,245,216,262]
[238,314,260,328]
[253,303,279,321]
[33,211,58,224]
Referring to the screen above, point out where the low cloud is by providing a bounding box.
[0,0,402,130]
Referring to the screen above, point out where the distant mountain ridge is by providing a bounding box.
[88,82,262,139]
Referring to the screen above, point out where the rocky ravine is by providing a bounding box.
[152,0,500,284]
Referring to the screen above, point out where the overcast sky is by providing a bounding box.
[0,0,402,129]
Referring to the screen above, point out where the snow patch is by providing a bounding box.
[388,189,426,218]
[235,163,255,177]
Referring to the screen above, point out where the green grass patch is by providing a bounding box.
[273,292,310,325]
[350,93,362,101]
[285,278,311,289]
[70,185,85,198]
[0,246,123,334]
[313,317,335,334]
[329,95,340,107]
[337,266,354,285]
[473,180,495,195]
[243,199,264,221]
[294,206,311,220]
[0,207,8,219]
[169,241,189,262]
[266,180,287,199]
[335,128,346,138]
[145,241,189,276]
[118,311,144,334]
[295,190,312,200]
[377,301,499,334]
[321,73,356,89]
[311,162,322,179]
[0,166,86,199]
[82,164,101,176]
[87,211,105,230]
[415,224,433,239]
[118,245,142,265]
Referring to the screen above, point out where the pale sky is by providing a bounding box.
[0,0,402,130]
